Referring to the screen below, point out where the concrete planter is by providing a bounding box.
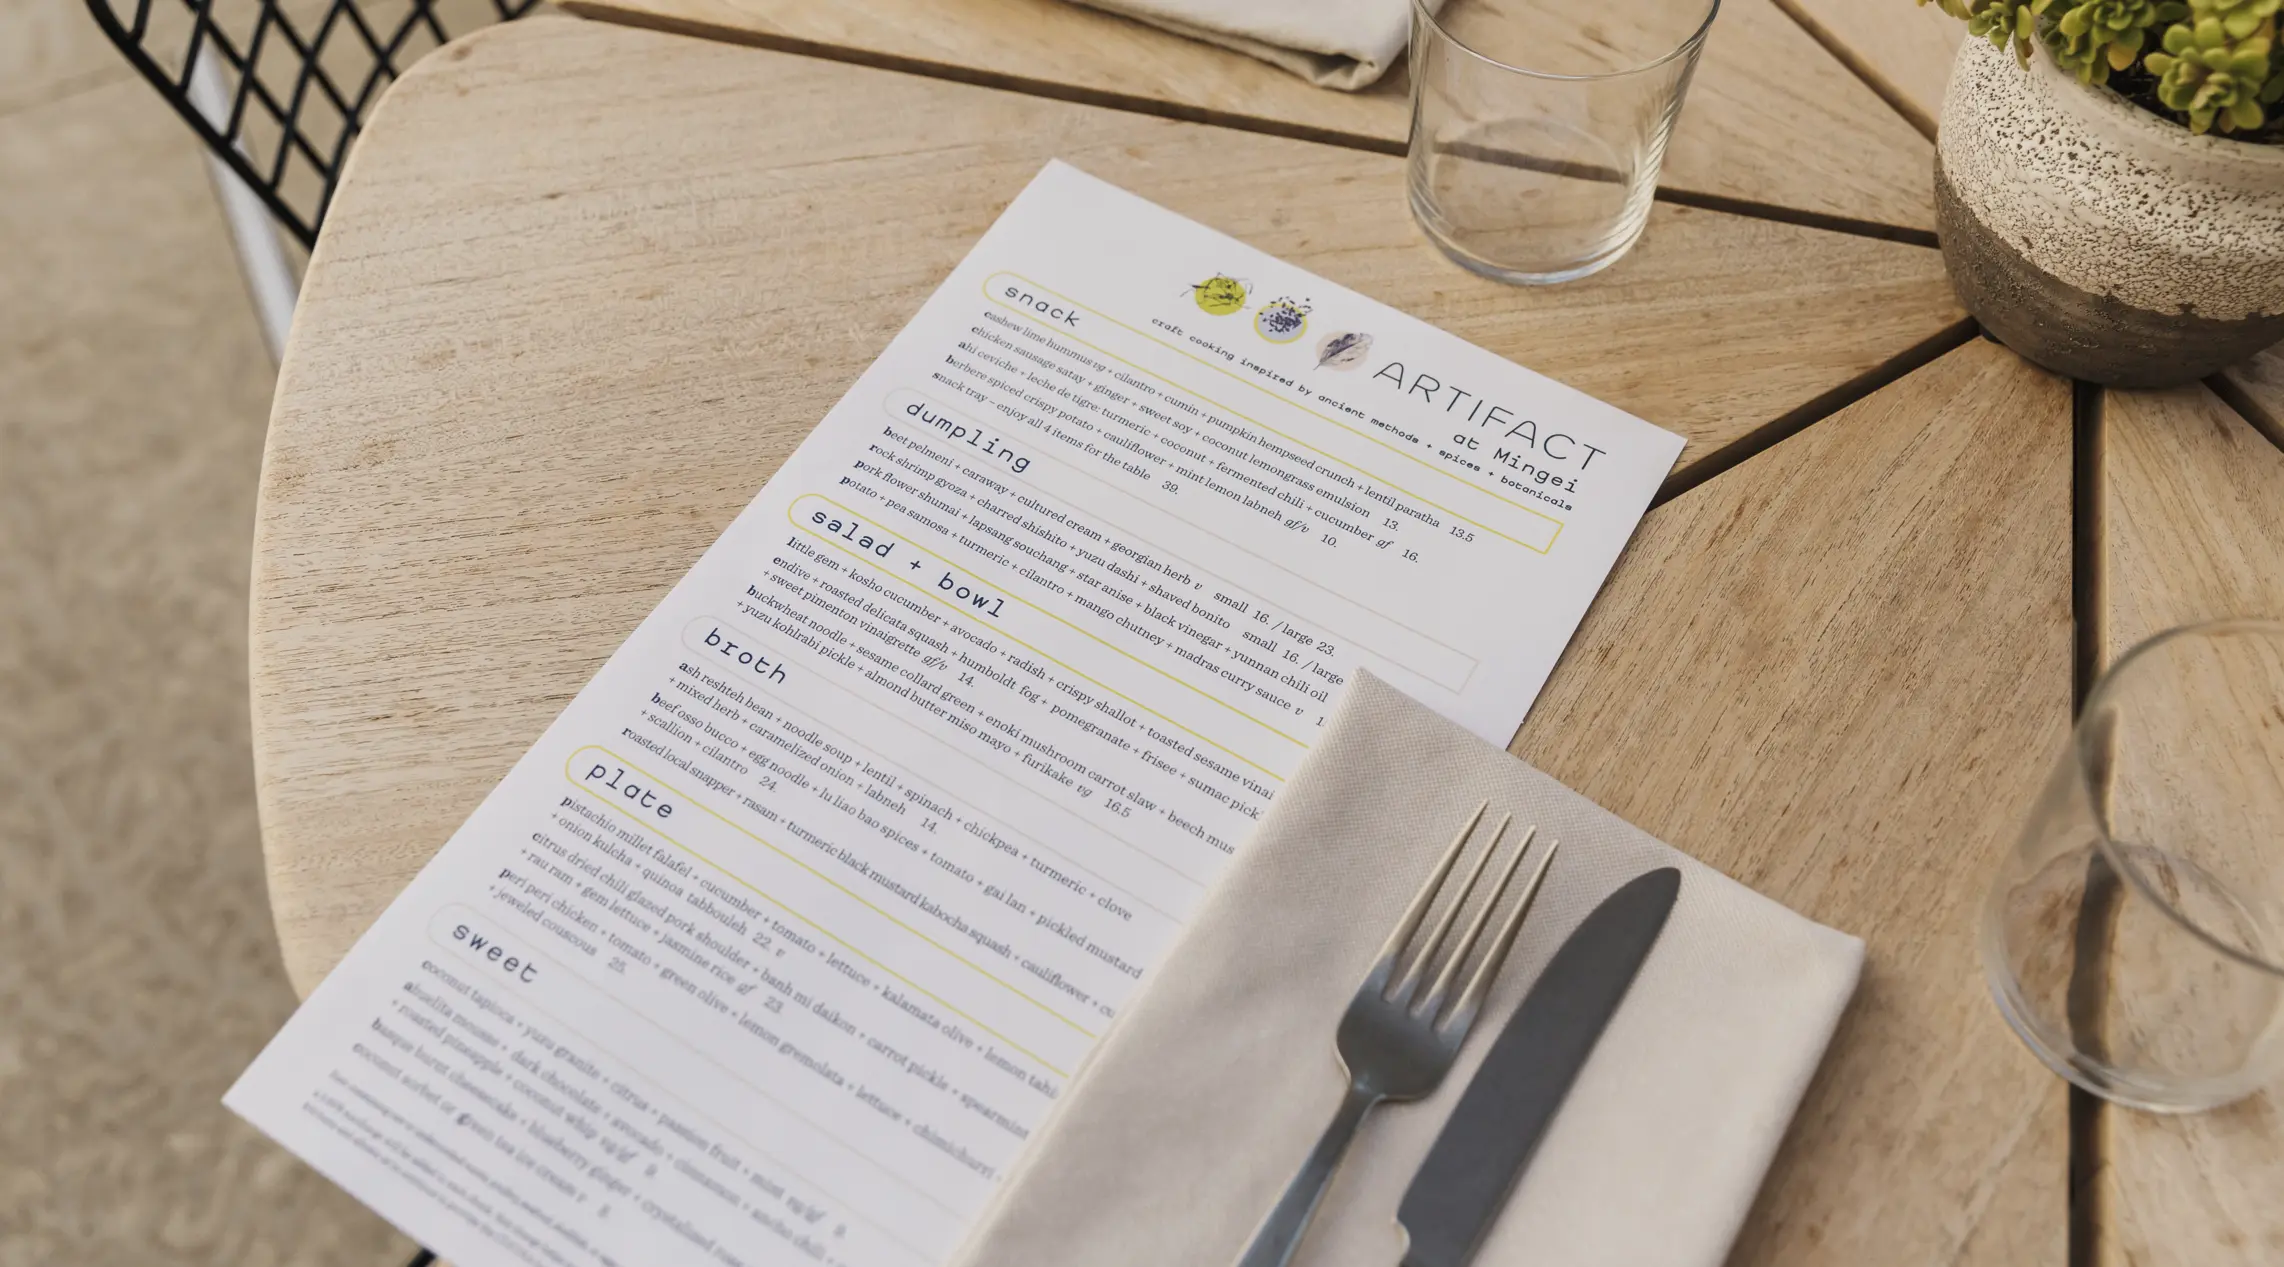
[1935,38,2284,387]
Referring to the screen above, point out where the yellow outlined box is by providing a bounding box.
[981,270,1564,554]
[878,386,1481,695]
[787,493,1301,778]
[423,902,955,1242]
[565,744,1085,1075]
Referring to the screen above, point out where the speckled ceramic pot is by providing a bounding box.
[1936,37,2284,387]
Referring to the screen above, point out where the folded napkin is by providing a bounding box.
[949,671,1864,1267]
[1069,0,1426,89]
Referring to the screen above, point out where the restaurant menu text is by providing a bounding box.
[227,161,1683,1267]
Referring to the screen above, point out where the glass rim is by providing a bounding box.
[2079,617,2284,979]
[1409,0,1723,83]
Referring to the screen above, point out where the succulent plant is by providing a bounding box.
[1928,0,2041,61]
[2198,0,2284,36]
[2144,0,2281,131]
[1921,0,2283,134]
[2043,0,2190,83]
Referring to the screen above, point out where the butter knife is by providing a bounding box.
[1395,867,1681,1267]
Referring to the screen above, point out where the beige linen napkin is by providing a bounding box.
[949,670,1864,1267]
[1069,0,1426,89]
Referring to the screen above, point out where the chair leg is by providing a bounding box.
[185,51,298,363]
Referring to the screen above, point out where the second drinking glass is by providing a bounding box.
[1406,0,1719,284]
[1985,620,2284,1112]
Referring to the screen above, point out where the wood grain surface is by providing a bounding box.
[1776,0,1965,137]
[258,16,1964,987]
[252,14,1977,1001]
[2104,386,2284,652]
[1515,339,2074,1267]
[251,13,2089,1264]
[562,0,1940,232]
[254,22,1965,995]
[2095,385,2284,1267]
[2220,348,2284,446]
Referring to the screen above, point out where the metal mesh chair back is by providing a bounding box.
[84,0,540,246]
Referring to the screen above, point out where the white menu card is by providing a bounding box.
[228,161,1683,1267]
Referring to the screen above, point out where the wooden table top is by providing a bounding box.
[250,8,2284,1265]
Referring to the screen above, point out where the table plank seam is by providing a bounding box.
[2206,373,2284,455]
[1767,0,1942,142]
[2068,382,2104,1267]
[1653,317,1977,506]
[1651,184,1937,248]
[2071,383,2107,714]
[556,2,1940,248]
[2071,1089,2110,1267]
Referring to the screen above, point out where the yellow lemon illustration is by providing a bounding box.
[1192,276,1247,316]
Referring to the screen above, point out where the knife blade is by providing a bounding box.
[1396,866,1681,1267]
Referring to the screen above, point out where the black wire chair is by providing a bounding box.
[84,0,540,358]
[85,0,541,247]
[82,3,535,1260]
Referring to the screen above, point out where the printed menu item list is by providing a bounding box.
[226,161,1684,1267]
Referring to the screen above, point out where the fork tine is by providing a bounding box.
[1440,838,1561,1034]
[1420,825,1538,1017]
[1366,801,1486,983]
[1392,812,1511,1003]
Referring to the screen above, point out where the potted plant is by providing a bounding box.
[1925,0,2284,386]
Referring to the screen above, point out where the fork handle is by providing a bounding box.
[1233,1083,1382,1267]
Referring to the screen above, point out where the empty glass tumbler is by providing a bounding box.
[1984,621,2284,1112]
[1404,0,1719,284]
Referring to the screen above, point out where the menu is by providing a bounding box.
[226,161,1683,1267]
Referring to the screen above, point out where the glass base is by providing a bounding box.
[1407,180,1643,286]
[1982,936,2265,1115]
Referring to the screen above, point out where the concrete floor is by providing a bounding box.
[0,0,415,1260]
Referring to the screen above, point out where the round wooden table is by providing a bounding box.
[251,9,2284,1264]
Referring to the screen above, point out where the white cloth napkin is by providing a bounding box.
[948,670,1864,1267]
[1068,0,1424,89]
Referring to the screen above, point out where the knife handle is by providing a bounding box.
[1234,1083,1382,1267]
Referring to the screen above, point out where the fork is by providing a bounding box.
[1233,801,1558,1267]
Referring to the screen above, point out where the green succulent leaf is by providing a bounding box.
[1924,0,2282,134]
[2137,0,2281,130]
[2045,0,2186,81]
[1960,0,2042,58]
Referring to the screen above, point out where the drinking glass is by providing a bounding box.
[1405,0,1719,284]
[1984,620,2284,1112]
